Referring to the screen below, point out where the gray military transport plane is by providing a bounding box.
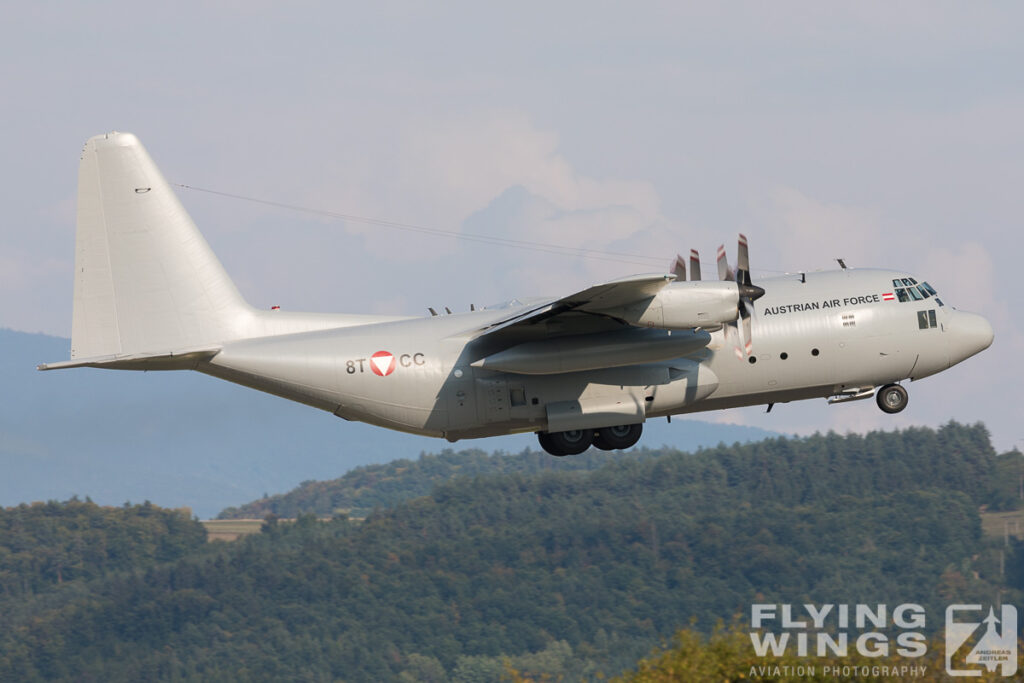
[39,132,994,456]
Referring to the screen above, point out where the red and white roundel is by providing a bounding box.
[370,351,396,376]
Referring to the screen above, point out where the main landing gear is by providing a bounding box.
[876,383,909,414]
[537,424,643,456]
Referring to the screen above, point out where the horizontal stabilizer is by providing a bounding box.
[38,346,221,372]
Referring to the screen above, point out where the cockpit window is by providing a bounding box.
[891,279,942,305]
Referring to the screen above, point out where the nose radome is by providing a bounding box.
[949,310,994,365]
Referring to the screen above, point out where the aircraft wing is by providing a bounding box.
[469,273,676,340]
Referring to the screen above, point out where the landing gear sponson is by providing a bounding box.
[537,423,643,456]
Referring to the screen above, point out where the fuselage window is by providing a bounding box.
[896,288,910,303]
[928,310,937,328]
[935,298,944,307]
[918,311,930,329]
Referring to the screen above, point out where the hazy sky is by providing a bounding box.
[3,3,1021,449]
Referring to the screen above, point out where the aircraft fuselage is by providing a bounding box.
[202,268,991,442]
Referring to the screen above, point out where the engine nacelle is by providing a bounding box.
[602,281,739,330]
[471,328,711,375]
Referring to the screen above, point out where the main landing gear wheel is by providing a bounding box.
[593,424,643,451]
[876,384,909,414]
[537,429,593,456]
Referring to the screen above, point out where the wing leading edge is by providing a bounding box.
[467,273,677,340]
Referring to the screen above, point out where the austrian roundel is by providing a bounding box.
[370,351,396,376]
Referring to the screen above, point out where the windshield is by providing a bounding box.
[892,279,943,306]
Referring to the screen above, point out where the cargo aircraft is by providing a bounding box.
[39,133,994,455]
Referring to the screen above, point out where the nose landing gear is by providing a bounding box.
[537,423,643,456]
[876,384,909,414]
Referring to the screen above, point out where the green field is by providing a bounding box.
[201,519,264,542]
[208,511,1024,543]
[980,508,1024,541]
[201,517,339,541]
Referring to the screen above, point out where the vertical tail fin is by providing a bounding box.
[71,132,252,358]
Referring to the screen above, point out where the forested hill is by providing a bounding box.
[2,422,1023,682]
[219,420,1020,520]
[218,447,673,519]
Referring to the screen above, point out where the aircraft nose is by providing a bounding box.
[947,310,994,366]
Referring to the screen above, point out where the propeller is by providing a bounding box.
[689,249,701,281]
[717,234,765,358]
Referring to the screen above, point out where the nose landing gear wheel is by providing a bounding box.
[876,384,908,414]
[537,429,593,456]
[593,424,643,451]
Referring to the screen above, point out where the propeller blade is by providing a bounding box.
[725,321,744,359]
[735,233,765,301]
[689,249,701,281]
[736,233,752,287]
[716,245,734,281]
[741,300,754,356]
[671,254,686,281]
[742,298,755,317]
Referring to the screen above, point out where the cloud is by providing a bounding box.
[754,186,886,274]
[295,111,687,304]
[377,110,661,234]
[458,185,667,303]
